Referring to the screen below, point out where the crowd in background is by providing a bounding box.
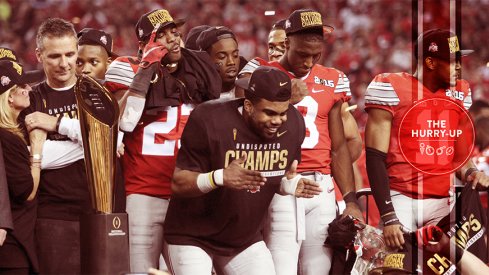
[1,1,489,273]
[2,0,489,125]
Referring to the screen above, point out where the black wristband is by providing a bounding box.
[366,147,396,216]
[464,167,478,182]
[55,115,63,132]
[129,64,159,97]
[343,192,358,204]
[381,212,401,226]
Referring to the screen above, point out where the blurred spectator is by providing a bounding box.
[2,0,488,108]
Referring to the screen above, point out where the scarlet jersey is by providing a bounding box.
[365,72,472,198]
[105,56,193,198]
[241,59,351,174]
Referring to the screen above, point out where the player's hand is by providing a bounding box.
[287,161,322,198]
[0,229,6,246]
[467,171,489,190]
[25,112,57,132]
[148,267,170,275]
[223,152,266,191]
[383,224,405,249]
[343,202,365,222]
[117,142,125,158]
[140,23,169,68]
[290,78,308,104]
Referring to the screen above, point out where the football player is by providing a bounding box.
[238,9,364,275]
[76,28,117,80]
[104,9,220,273]
[365,29,489,250]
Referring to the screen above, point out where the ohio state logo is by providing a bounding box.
[1,76,11,86]
[428,42,438,52]
[100,35,108,45]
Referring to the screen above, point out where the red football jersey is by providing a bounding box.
[239,59,351,174]
[365,72,472,198]
[266,62,350,174]
[105,56,193,198]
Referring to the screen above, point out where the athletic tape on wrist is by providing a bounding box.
[196,172,218,193]
[120,96,146,132]
[280,174,302,195]
[213,169,224,186]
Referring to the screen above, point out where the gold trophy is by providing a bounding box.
[75,75,129,274]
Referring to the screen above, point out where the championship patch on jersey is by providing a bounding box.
[445,89,465,102]
[314,76,334,87]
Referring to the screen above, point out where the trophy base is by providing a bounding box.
[80,213,130,274]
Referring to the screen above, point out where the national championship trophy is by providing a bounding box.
[75,75,130,274]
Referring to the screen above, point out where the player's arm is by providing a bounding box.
[235,73,250,98]
[278,160,322,198]
[171,153,266,198]
[329,100,364,221]
[458,160,489,190]
[454,111,489,189]
[119,24,168,132]
[341,102,362,161]
[420,225,488,275]
[236,58,270,98]
[365,107,404,248]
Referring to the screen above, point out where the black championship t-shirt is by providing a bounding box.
[164,98,306,256]
[20,81,91,221]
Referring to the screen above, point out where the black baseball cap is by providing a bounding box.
[185,25,211,50]
[0,47,45,83]
[284,9,334,36]
[196,26,237,51]
[414,29,473,61]
[235,66,291,102]
[271,19,286,30]
[0,47,19,61]
[78,28,118,58]
[135,9,185,41]
[0,60,45,94]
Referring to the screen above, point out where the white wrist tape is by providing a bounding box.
[196,171,219,193]
[280,174,302,195]
[120,96,146,132]
[214,169,224,186]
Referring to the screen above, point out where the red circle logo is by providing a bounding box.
[398,98,474,175]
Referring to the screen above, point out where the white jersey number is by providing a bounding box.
[295,96,319,149]
[141,104,193,156]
